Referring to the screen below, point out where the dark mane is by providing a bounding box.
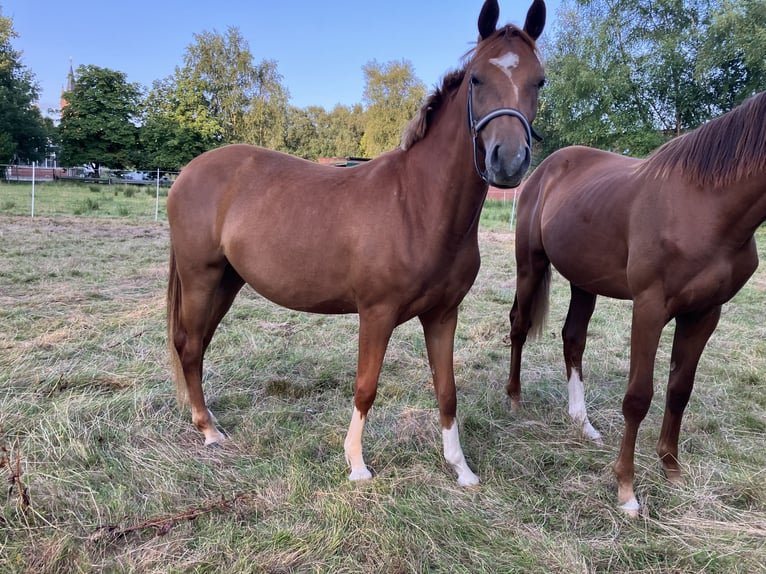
[401,25,537,150]
[640,91,766,188]
[401,69,465,150]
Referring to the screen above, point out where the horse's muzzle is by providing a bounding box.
[484,141,530,189]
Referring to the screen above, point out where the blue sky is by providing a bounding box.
[6,1,560,117]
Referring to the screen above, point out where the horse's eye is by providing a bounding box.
[537,78,547,89]
[470,75,482,86]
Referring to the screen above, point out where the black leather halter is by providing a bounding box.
[467,79,542,184]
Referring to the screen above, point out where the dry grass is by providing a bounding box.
[0,214,764,573]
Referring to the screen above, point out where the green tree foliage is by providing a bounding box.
[59,65,142,172]
[360,60,426,157]
[284,104,365,160]
[538,0,766,158]
[167,27,290,147]
[139,74,219,170]
[698,0,766,110]
[240,59,290,149]
[0,11,48,163]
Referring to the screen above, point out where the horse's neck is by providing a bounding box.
[742,172,766,234]
[717,172,766,244]
[403,95,488,237]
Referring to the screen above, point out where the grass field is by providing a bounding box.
[0,206,764,572]
[0,180,167,220]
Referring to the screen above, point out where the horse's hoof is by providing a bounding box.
[663,468,685,486]
[206,441,223,449]
[618,497,640,518]
[458,474,481,488]
[348,468,373,481]
[581,421,604,445]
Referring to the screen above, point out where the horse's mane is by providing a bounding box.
[640,91,766,188]
[401,69,465,150]
[401,25,538,151]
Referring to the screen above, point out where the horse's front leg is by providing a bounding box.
[614,298,666,516]
[420,307,479,487]
[657,306,721,484]
[344,309,395,481]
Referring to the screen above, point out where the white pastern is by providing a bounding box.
[198,408,226,445]
[489,51,520,99]
[344,406,372,481]
[442,422,480,487]
[567,371,603,444]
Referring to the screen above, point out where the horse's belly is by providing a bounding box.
[248,276,359,314]
[228,250,359,314]
[547,248,632,300]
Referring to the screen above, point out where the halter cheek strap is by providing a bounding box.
[467,80,542,184]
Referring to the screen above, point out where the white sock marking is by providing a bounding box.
[567,371,603,443]
[344,406,372,481]
[443,421,479,487]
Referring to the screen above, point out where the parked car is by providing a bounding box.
[123,171,148,181]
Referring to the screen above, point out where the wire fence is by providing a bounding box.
[1,164,180,221]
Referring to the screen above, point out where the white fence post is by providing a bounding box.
[155,168,160,222]
[31,161,36,218]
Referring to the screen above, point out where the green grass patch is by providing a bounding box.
[0,180,167,220]
[0,215,764,572]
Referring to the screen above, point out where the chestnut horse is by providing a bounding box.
[167,0,546,485]
[507,90,766,513]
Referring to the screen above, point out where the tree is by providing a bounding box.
[0,11,48,163]
[240,59,290,149]
[698,0,766,110]
[538,0,765,158]
[283,103,365,160]
[139,74,219,169]
[59,65,142,173]
[360,60,425,157]
[175,27,290,147]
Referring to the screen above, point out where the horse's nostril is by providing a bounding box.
[490,144,501,164]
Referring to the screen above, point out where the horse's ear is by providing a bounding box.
[478,0,500,41]
[523,0,546,41]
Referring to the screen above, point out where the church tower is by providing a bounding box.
[59,58,75,110]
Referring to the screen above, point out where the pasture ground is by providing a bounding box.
[0,211,764,573]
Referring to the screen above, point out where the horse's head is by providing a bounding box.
[467,0,546,188]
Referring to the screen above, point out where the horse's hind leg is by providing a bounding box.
[172,262,244,446]
[562,285,602,443]
[420,307,479,486]
[656,306,721,484]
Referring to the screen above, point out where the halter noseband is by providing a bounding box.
[467,79,542,184]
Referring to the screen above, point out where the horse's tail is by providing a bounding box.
[527,264,551,340]
[167,244,189,406]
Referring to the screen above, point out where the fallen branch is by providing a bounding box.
[2,438,30,512]
[90,492,253,543]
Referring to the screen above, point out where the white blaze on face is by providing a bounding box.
[489,51,520,99]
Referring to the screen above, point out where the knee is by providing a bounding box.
[622,389,653,420]
[353,384,377,415]
[666,387,692,415]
